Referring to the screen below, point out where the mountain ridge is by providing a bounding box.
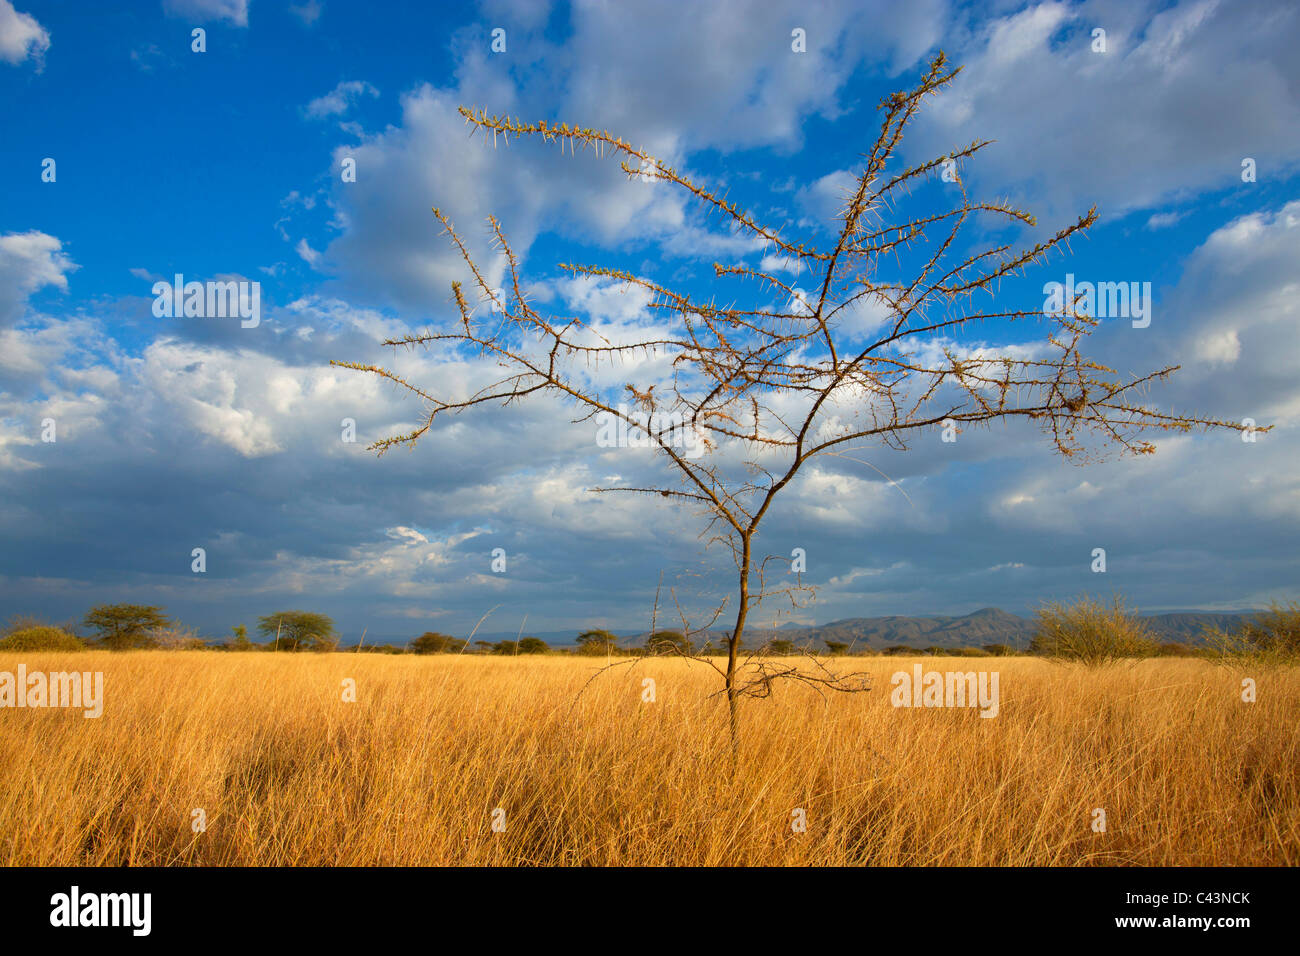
[365,607,1261,650]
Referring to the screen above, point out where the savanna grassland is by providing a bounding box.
[1,651,1296,866]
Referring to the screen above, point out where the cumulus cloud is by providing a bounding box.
[907,0,1300,220]
[0,0,49,68]
[309,0,948,313]
[0,232,76,327]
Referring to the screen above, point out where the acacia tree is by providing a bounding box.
[336,53,1242,743]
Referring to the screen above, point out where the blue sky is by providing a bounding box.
[2,0,1298,643]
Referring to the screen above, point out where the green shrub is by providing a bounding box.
[1029,596,1157,665]
[0,627,84,652]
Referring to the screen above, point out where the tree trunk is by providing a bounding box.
[725,534,752,757]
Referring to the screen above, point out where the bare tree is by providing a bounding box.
[335,53,1244,745]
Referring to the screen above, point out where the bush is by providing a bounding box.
[144,626,209,650]
[1239,601,1300,655]
[1156,642,1196,657]
[983,643,1015,656]
[1029,596,1157,665]
[1203,601,1300,662]
[0,627,84,652]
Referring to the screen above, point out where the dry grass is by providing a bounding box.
[1,651,1296,866]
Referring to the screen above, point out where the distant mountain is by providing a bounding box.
[349,609,1260,650]
[619,607,1260,651]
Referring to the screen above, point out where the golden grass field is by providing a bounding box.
[1,651,1296,866]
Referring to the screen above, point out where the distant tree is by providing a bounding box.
[575,629,621,654]
[226,624,254,651]
[256,611,339,652]
[882,645,912,656]
[766,639,795,656]
[83,604,171,650]
[517,637,550,654]
[983,643,1014,657]
[823,640,850,655]
[646,630,691,656]
[411,631,467,654]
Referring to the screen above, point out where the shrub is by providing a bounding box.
[1030,596,1157,665]
[1203,601,1300,662]
[0,627,84,652]
[145,626,208,650]
[1239,601,1300,655]
[983,644,1014,657]
[1156,642,1196,657]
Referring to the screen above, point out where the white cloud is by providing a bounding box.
[0,231,76,327]
[0,0,49,68]
[296,238,323,268]
[305,80,378,119]
[908,0,1300,220]
[289,0,321,27]
[161,0,249,26]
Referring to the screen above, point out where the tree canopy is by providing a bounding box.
[83,604,171,650]
[256,611,339,652]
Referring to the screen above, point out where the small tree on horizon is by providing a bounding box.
[337,53,1244,748]
[256,611,339,652]
[83,604,172,650]
[575,629,621,654]
[411,631,467,654]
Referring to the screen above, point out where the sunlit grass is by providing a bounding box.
[0,651,1295,865]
